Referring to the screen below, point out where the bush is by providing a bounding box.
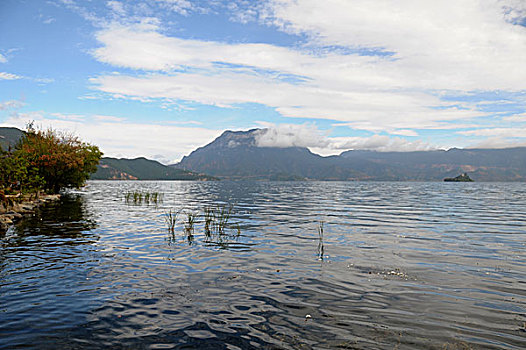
[0,127,102,194]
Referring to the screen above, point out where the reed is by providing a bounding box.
[133,191,142,204]
[203,206,214,237]
[162,203,241,247]
[164,208,181,233]
[184,211,198,233]
[214,204,233,233]
[125,191,164,205]
[317,221,324,261]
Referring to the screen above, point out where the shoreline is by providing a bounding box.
[0,194,61,232]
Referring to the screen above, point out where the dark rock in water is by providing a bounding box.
[444,173,474,182]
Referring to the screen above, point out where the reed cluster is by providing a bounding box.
[203,204,234,235]
[125,191,164,205]
[164,203,240,245]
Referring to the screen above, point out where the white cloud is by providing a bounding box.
[0,72,53,84]
[0,100,24,110]
[42,17,56,24]
[0,54,7,63]
[254,123,330,148]
[93,114,126,122]
[502,113,526,122]
[254,123,436,154]
[164,120,202,125]
[107,1,126,17]
[389,129,419,137]
[458,127,526,138]
[93,1,526,91]
[0,72,22,80]
[156,0,194,16]
[262,0,526,91]
[49,112,86,121]
[89,8,525,133]
[90,70,486,131]
[1,112,222,163]
[468,137,526,149]
[327,135,436,152]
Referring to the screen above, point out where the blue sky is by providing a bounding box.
[1,0,525,163]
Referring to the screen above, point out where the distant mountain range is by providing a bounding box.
[91,157,215,181]
[2,126,525,181]
[0,127,24,151]
[173,129,526,181]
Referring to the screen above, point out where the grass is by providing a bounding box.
[317,221,324,261]
[125,191,164,206]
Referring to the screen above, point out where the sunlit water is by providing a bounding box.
[1,181,525,349]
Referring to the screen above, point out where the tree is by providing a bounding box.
[12,127,102,193]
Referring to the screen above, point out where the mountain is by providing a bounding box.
[174,129,400,180]
[91,157,216,181]
[0,127,24,151]
[175,130,339,180]
[339,148,526,181]
[174,129,526,181]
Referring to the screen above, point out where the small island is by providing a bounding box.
[444,173,474,182]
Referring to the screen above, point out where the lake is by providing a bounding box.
[1,181,525,349]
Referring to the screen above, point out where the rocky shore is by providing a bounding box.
[0,194,61,232]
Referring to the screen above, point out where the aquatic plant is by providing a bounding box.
[317,221,324,261]
[203,205,214,237]
[214,204,233,233]
[184,211,198,233]
[125,191,164,206]
[164,208,181,233]
[163,203,241,247]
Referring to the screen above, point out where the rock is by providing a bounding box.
[0,216,13,226]
[0,193,61,232]
[444,173,474,182]
[10,212,23,220]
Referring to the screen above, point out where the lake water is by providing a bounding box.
[1,181,525,349]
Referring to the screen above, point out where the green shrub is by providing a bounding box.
[0,126,102,194]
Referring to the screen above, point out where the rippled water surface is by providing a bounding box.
[1,181,525,349]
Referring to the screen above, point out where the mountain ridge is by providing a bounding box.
[91,157,216,181]
[174,128,526,181]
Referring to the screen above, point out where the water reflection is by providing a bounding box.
[9,194,97,241]
[0,194,102,349]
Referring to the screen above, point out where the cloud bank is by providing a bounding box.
[254,123,437,154]
[254,123,330,148]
